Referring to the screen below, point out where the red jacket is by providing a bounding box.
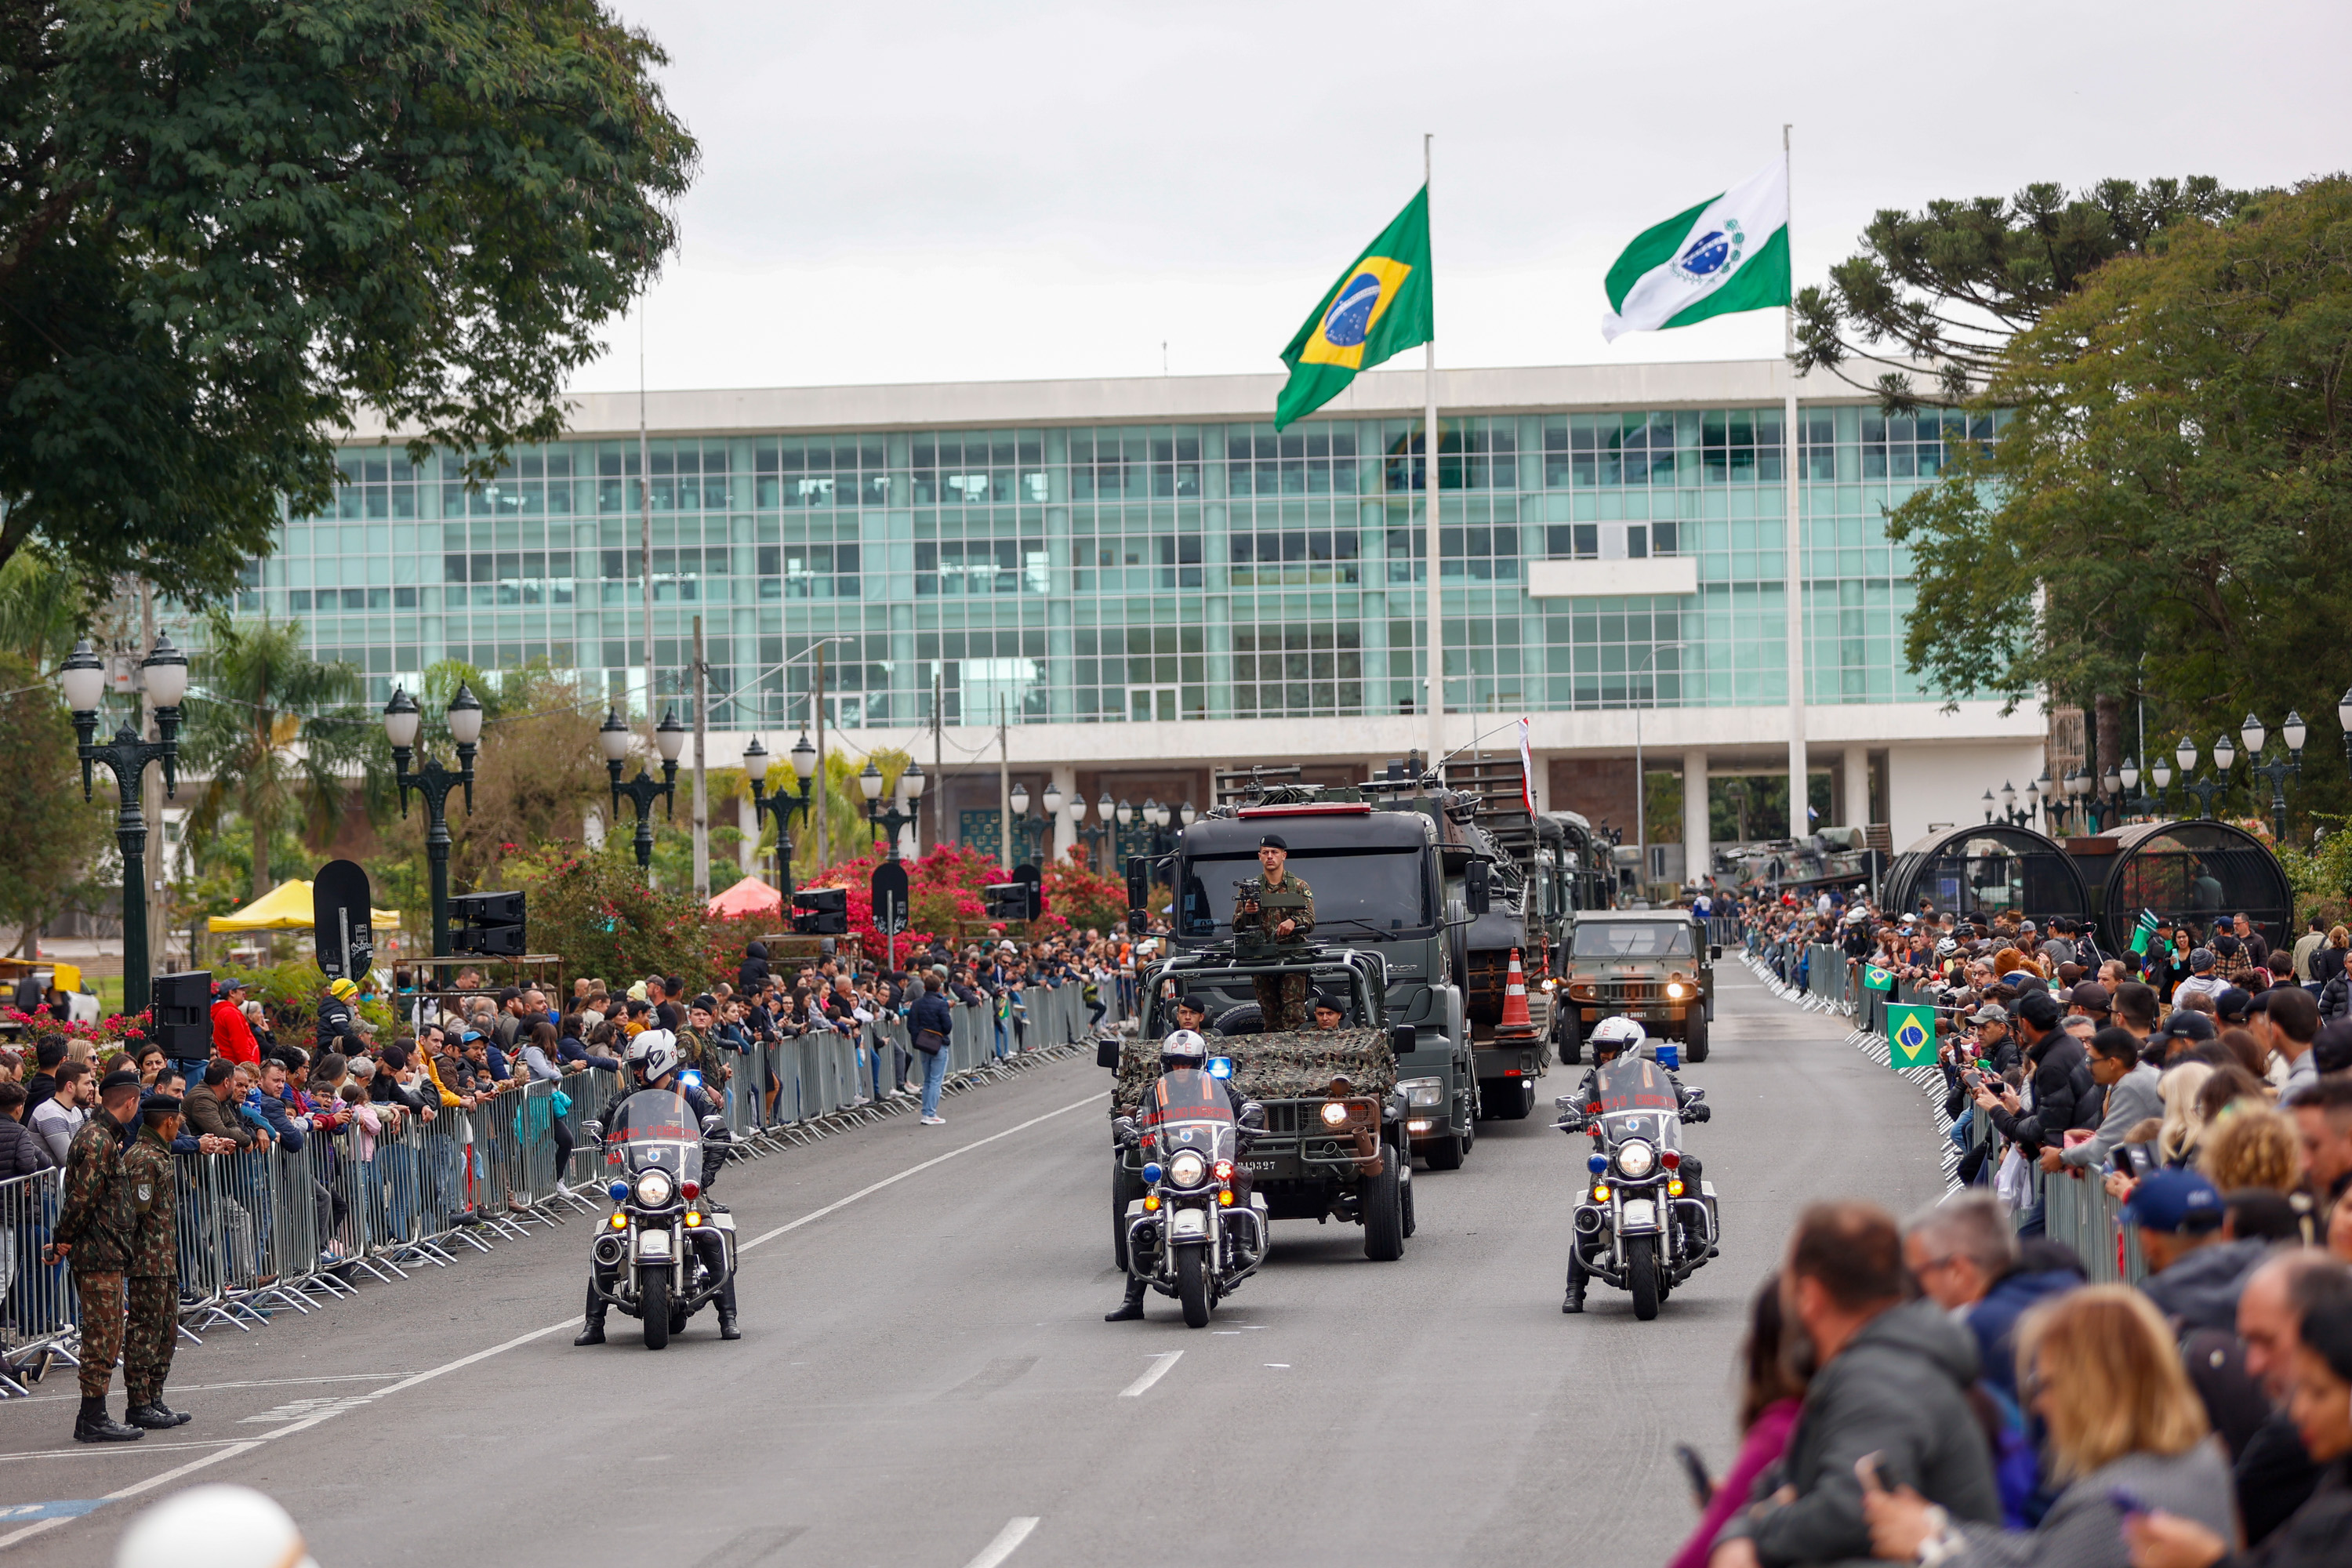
[210,998,260,1065]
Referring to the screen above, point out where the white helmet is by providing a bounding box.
[629,1029,681,1084]
[1160,1029,1208,1069]
[116,1485,318,1568]
[1589,1016,1646,1057]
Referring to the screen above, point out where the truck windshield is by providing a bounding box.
[1178,847,1431,937]
[1571,923,1693,959]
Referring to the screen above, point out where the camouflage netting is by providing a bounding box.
[1112,1029,1396,1116]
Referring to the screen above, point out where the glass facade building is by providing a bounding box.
[236,365,1996,736]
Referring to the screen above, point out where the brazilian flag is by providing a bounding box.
[1886,1002,1936,1071]
[1275,186,1434,430]
[1862,964,1894,993]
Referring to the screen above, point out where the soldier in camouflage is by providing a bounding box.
[119,1093,191,1429]
[1232,834,1316,1032]
[47,1069,146,1443]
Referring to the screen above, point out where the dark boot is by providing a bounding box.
[717,1280,742,1341]
[127,1401,191,1429]
[573,1283,607,1346]
[74,1396,143,1443]
[1104,1274,1149,1322]
[1562,1255,1587,1314]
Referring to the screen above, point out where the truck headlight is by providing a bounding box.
[1666,981,1690,1000]
[1399,1076,1445,1109]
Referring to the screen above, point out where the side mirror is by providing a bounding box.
[1237,1101,1265,1131]
[700,1115,726,1135]
[1127,907,1148,936]
[1464,858,1491,916]
[1684,1086,1706,1101]
[1112,1115,1139,1148]
[1095,1036,1123,1070]
[582,1119,604,1145]
[1388,1023,1416,1056]
[1125,857,1149,917]
[1709,944,1722,960]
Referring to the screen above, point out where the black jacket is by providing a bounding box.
[1989,1026,2094,1152]
[1717,1298,2002,1566]
[2321,972,2352,1023]
[2230,1454,2350,1567]
[0,1113,56,1177]
[315,996,361,1052]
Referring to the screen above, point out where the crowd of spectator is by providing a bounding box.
[1670,891,2352,1566]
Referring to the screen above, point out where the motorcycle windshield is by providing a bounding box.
[1592,1058,1682,1152]
[1143,1069,1236,1159]
[605,1089,703,1184]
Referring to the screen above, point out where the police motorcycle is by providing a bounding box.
[1555,1016,1717,1322]
[579,1035,739,1349]
[1112,1031,1271,1328]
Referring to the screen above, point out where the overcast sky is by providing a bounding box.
[569,0,2352,396]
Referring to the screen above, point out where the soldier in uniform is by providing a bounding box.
[1308,993,1348,1031]
[47,1069,145,1442]
[1232,834,1316,1032]
[119,1092,191,1428]
[1168,993,1221,1041]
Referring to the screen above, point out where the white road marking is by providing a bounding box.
[240,1396,375,1425]
[0,1091,1105,1555]
[1118,1351,1182,1398]
[9,1370,405,1406]
[962,1516,1040,1568]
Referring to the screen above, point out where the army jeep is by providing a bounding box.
[1555,908,1719,1062]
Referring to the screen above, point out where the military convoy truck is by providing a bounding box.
[1552,907,1719,1062]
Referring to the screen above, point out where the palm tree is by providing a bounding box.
[179,610,370,900]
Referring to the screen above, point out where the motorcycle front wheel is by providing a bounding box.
[1177,1244,1211,1329]
[641,1271,670,1349]
[1627,1236,1660,1321]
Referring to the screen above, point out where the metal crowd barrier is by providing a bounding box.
[0,982,1108,1392]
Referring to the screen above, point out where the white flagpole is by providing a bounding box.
[1780,122,1807,839]
[1424,132,1443,778]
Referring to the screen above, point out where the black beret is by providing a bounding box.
[1258,833,1288,851]
[142,1094,184,1114]
[99,1069,144,1094]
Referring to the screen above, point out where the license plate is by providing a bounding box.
[1621,1199,1657,1230]
[1171,1208,1207,1237]
[637,1229,672,1258]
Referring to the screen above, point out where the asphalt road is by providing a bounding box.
[2,963,1950,1567]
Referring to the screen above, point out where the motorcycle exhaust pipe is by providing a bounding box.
[592,1234,626,1268]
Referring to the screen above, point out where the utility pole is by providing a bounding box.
[932,667,945,855]
[998,694,1011,873]
[811,644,827,874]
[690,615,709,900]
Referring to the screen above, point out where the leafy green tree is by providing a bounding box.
[1794,178,2252,408]
[0,653,115,953]
[179,612,369,900]
[1887,176,2352,835]
[0,1,695,597]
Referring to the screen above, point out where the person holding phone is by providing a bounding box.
[1864,1286,2234,1567]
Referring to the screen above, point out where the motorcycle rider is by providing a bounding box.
[1561,1015,1710,1314]
[575,1029,740,1345]
[1105,1028,1254,1323]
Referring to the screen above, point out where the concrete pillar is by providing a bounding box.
[1050,763,1078,863]
[1843,748,1871,829]
[1682,750,1709,886]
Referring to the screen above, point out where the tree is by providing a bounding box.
[0,1,695,598]
[1793,178,2253,409]
[0,653,114,952]
[1888,176,2352,831]
[178,612,369,899]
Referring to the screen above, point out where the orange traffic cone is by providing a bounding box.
[1501,948,1533,1030]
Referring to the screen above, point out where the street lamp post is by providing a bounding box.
[2118,756,2158,821]
[1001,779,1056,868]
[2149,753,2175,817]
[743,732,818,898]
[1069,790,1114,868]
[62,637,187,1016]
[383,683,484,958]
[858,757,927,862]
[2240,710,2305,843]
[2176,733,2235,821]
[601,706,685,880]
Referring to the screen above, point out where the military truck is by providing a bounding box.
[1554,906,1719,1062]
[1135,771,1481,1170]
[1102,943,1411,1265]
[1708,826,1882,902]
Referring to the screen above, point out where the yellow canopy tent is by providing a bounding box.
[207,880,402,933]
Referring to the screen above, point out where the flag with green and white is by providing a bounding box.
[1600,158,1791,341]
[1885,1001,1936,1071]
[1862,964,1894,993]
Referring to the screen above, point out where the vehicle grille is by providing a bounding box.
[1588,979,1664,1005]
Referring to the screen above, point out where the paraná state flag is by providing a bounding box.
[1276,186,1433,430]
[1862,964,1894,993]
[1600,158,1791,342]
[1886,1001,1936,1070]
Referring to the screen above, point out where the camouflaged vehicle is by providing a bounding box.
[1098,943,1412,1264]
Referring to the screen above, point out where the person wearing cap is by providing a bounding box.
[315,976,361,1054]
[1308,993,1348,1030]
[1167,993,1221,1041]
[2125,1168,2269,1334]
[209,977,260,1069]
[1965,1002,2020,1075]
[2172,946,2224,1006]
[1233,833,1316,1030]
[48,1069,147,1442]
[117,1088,190,1430]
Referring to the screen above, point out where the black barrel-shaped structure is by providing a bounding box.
[2093,819,2293,956]
[1881,824,2092,929]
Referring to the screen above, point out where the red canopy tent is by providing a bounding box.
[706,877,782,919]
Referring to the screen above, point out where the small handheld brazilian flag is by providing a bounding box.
[1862,964,1894,993]
[1275,186,1434,430]
[2129,909,2160,956]
[1886,1001,1936,1071]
